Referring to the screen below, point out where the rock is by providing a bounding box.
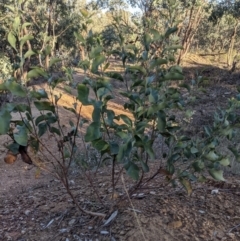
[137,193,145,198]
[24,210,31,216]
[168,220,182,229]
[100,230,109,235]
[59,228,68,233]
[211,189,219,195]
[68,219,76,226]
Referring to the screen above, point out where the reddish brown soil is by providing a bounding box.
[1,58,240,241]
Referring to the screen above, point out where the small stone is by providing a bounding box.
[100,230,109,235]
[211,189,219,195]
[59,228,68,233]
[24,210,31,216]
[137,193,145,199]
[150,191,156,195]
[68,219,76,226]
[168,220,182,229]
[199,210,205,214]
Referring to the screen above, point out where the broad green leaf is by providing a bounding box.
[80,8,89,18]
[180,178,192,195]
[89,46,103,59]
[91,55,106,73]
[228,146,240,162]
[143,33,151,51]
[7,142,20,155]
[141,161,149,172]
[205,151,219,161]
[126,162,139,180]
[27,68,47,79]
[13,125,28,146]
[149,28,162,41]
[204,126,212,137]
[5,80,26,97]
[190,147,198,154]
[13,16,21,31]
[49,126,61,136]
[77,84,92,105]
[8,32,17,50]
[192,160,205,171]
[74,32,85,43]
[20,35,34,47]
[35,113,57,125]
[38,122,47,137]
[198,175,207,182]
[165,26,178,38]
[85,122,101,142]
[92,139,109,152]
[219,157,230,166]
[22,22,32,29]
[127,65,147,75]
[110,142,119,155]
[103,62,110,71]
[119,114,132,126]
[0,110,11,134]
[30,89,48,100]
[116,131,129,140]
[164,72,184,80]
[209,169,225,181]
[44,45,52,55]
[179,83,191,92]
[34,101,55,112]
[117,139,132,162]
[24,50,36,58]
[49,58,61,67]
[5,4,15,12]
[157,111,166,132]
[145,140,155,160]
[14,104,30,113]
[92,101,102,122]
[150,58,168,69]
[105,72,124,81]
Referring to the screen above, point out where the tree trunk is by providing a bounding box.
[177,4,204,65]
[227,21,239,67]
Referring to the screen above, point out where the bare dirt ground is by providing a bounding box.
[1,56,240,241]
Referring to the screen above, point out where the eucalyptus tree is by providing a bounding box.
[209,0,240,66]
[0,0,83,72]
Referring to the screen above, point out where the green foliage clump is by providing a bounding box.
[1,1,240,217]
